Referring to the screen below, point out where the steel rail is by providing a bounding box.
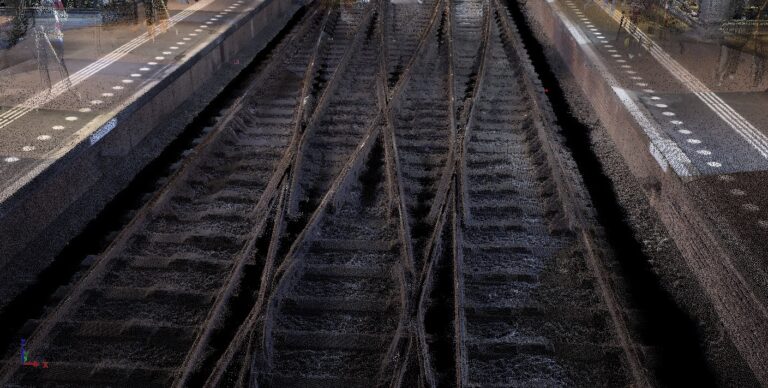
[450,4,493,384]
[455,0,492,223]
[451,174,470,387]
[203,27,389,377]
[172,8,335,386]
[204,6,404,385]
[373,1,418,385]
[408,0,462,385]
[414,187,453,387]
[200,3,386,385]
[422,0,459,230]
[383,0,445,102]
[412,1,491,384]
[253,120,384,384]
[375,0,452,385]
[204,6,391,385]
[285,1,381,218]
[426,0,492,226]
[202,180,290,388]
[487,1,652,385]
[241,0,449,383]
[446,3,652,384]
[0,6,325,384]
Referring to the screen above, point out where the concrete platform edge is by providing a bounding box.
[0,0,304,305]
[521,0,768,383]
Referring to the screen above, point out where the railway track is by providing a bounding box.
[389,2,454,265]
[384,0,440,88]
[417,0,650,386]
[0,0,653,386]
[288,2,380,218]
[455,9,631,385]
[0,3,355,386]
[255,137,406,386]
[246,1,445,385]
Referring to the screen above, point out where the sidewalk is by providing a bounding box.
[522,0,768,383]
[0,0,250,190]
[0,0,301,308]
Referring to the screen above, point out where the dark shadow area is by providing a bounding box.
[503,0,717,385]
[360,138,385,206]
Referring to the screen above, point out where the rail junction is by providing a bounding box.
[0,0,763,386]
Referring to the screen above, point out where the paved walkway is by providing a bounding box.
[0,0,256,195]
[553,0,768,313]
